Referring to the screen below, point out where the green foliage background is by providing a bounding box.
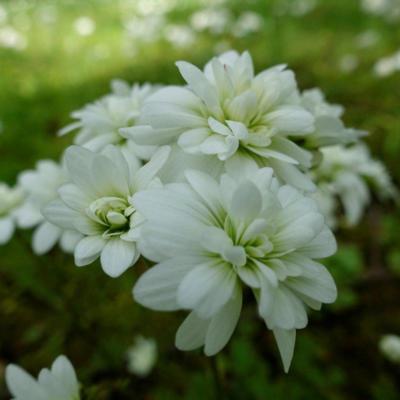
[0,0,400,398]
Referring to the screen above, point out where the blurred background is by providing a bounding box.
[0,0,400,398]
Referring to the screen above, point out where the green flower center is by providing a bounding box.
[87,196,134,237]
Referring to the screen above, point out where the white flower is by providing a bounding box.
[127,50,319,191]
[165,24,196,49]
[14,160,82,255]
[43,145,170,277]
[5,355,80,400]
[190,8,232,34]
[373,50,400,77]
[300,88,364,148]
[126,336,157,377]
[0,26,27,50]
[0,183,24,245]
[73,16,95,36]
[59,81,157,160]
[311,144,397,226]
[133,166,337,372]
[233,12,263,38]
[380,334,400,364]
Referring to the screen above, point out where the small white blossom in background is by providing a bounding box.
[0,183,24,245]
[190,8,232,35]
[165,24,196,49]
[339,54,359,73]
[300,88,364,148]
[356,30,380,48]
[133,166,337,372]
[373,50,400,77]
[123,15,166,43]
[14,160,82,255]
[130,51,320,191]
[0,26,27,50]
[59,80,157,160]
[44,145,170,277]
[73,16,96,36]
[126,336,157,377]
[135,0,176,16]
[290,0,317,16]
[311,144,397,227]
[233,11,263,38]
[361,0,400,19]
[5,355,80,400]
[274,0,317,17]
[380,335,400,364]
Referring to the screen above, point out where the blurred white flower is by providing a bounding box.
[74,16,96,36]
[339,54,359,73]
[356,30,380,48]
[126,336,157,377]
[290,0,317,16]
[5,355,80,400]
[43,145,170,277]
[128,50,318,191]
[135,0,175,16]
[37,5,58,25]
[165,24,196,48]
[0,183,24,245]
[59,81,157,160]
[380,334,400,364]
[373,50,400,77]
[361,0,400,20]
[190,8,232,34]
[300,88,363,148]
[124,15,165,42]
[14,160,82,255]
[0,26,27,50]
[311,144,397,227]
[233,11,263,38]
[133,167,337,372]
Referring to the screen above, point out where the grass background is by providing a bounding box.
[0,0,400,398]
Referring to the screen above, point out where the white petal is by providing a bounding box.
[184,170,224,220]
[175,311,209,351]
[59,231,82,253]
[176,61,222,117]
[74,235,106,266]
[0,217,15,245]
[42,200,78,230]
[133,257,200,311]
[51,355,79,397]
[269,159,316,192]
[299,227,337,258]
[58,183,91,211]
[100,238,138,277]
[32,222,62,255]
[64,145,97,195]
[177,262,236,318]
[5,365,48,400]
[133,146,170,190]
[91,154,129,197]
[204,288,242,355]
[267,106,314,133]
[273,328,296,373]
[230,180,262,222]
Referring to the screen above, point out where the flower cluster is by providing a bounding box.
[14,159,82,255]
[2,50,395,377]
[310,143,397,228]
